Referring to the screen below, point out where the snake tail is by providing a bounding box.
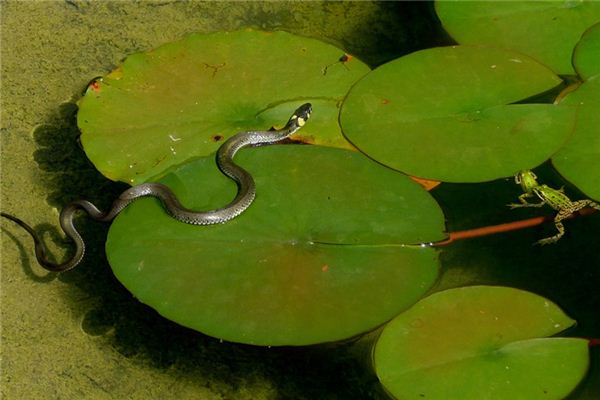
[1,211,81,272]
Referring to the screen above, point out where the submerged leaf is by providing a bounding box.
[552,24,600,200]
[573,22,600,81]
[77,30,369,184]
[340,45,576,182]
[374,286,589,400]
[435,1,600,75]
[106,145,445,345]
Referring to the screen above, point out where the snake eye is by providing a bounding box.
[296,103,312,120]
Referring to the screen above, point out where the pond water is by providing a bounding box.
[1,2,598,399]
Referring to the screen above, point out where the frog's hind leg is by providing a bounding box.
[585,199,600,211]
[571,199,600,213]
[535,218,566,245]
[535,200,596,245]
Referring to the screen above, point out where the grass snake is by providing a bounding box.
[1,103,312,272]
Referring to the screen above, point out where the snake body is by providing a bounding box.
[1,103,312,272]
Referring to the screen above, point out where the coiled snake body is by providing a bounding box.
[1,103,312,272]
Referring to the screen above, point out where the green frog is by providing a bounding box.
[508,170,600,245]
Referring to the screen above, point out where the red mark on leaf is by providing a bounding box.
[322,53,354,75]
[89,81,101,92]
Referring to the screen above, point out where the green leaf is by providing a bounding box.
[77,30,369,184]
[374,286,589,400]
[106,145,446,346]
[573,22,600,81]
[552,77,600,200]
[340,45,576,183]
[435,1,600,75]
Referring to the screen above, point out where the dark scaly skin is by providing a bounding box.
[1,103,312,271]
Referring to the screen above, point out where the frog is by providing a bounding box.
[508,170,600,245]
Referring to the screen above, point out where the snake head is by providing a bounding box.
[287,103,312,130]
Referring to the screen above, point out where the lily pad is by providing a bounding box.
[552,77,600,200]
[77,30,369,184]
[435,1,600,75]
[573,22,600,81]
[340,45,577,183]
[106,145,446,346]
[374,286,589,400]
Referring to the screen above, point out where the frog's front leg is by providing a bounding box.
[507,193,546,209]
[518,192,534,204]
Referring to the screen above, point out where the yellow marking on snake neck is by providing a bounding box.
[297,117,306,126]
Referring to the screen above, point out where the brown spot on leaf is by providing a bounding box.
[151,155,167,168]
[288,134,316,145]
[84,76,103,94]
[339,54,353,63]
[211,134,223,142]
[203,62,226,78]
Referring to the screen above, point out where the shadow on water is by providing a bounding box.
[1,227,56,283]
[325,1,455,67]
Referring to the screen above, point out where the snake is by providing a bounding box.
[1,103,312,272]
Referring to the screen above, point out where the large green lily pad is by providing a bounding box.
[340,45,577,183]
[435,1,600,75]
[374,286,589,400]
[106,145,446,346]
[77,30,369,184]
[552,77,600,200]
